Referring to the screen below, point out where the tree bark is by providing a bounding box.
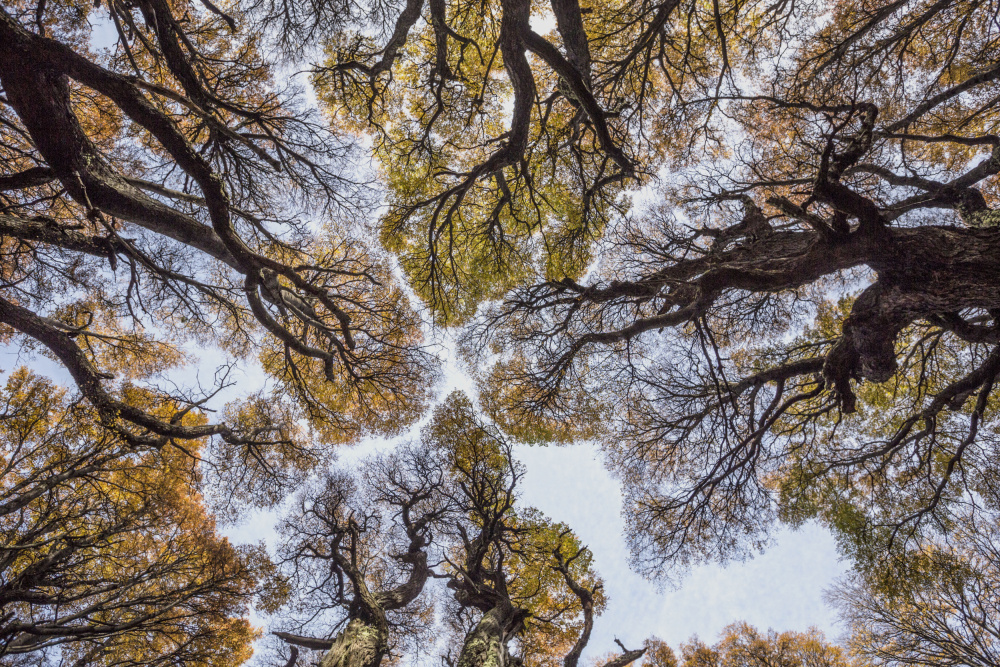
[319,619,389,667]
[457,603,529,667]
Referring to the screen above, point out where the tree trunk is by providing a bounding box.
[457,603,529,667]
[319,618,389,667]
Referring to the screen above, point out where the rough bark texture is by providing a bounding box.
[319,619,389,667]
[825,225,1000,410]
[457,604,527,667]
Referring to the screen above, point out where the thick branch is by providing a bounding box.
[274,632,336,651]
[0,166,55,191]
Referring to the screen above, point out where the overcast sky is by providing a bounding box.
[513,443,847,652]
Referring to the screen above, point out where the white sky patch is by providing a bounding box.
[89,11,120,52]
[515,442,848,653]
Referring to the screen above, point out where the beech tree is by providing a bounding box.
[269,455,442,667]
[452,0,1000,575]
[267,392,648,667]
[0,0,437,486]
[0,368,267,665]
[310,0,774,321]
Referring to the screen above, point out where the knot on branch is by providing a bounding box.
[709,197,773,252]
[957,188,1000,228]
[823,284,904,412]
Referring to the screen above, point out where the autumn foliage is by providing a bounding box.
[3,0,1000,661]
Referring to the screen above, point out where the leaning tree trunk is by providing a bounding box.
[457,603,529,667]
[319,618,389,667]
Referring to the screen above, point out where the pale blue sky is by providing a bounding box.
[514,442,847,653]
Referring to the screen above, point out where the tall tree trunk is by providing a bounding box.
[319,618,389,667]
[457,603,529,667]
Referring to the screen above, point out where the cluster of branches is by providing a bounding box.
[301,0,1000,638]
[8,0,1000,662]
[461,0,1000,583]
[7,366,997,667]
[0,368,265,665]
[829,478,1000,667]
[0,0,437,498]
[268,391,648,667]
[308,0,801,320]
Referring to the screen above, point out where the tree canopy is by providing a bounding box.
[267,392,646,667]
[0,0,438,474]
[461,0,1000,578]
[4,0,1000,660]
[0,368,265,665]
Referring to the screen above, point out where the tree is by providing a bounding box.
[832,486,1000,667]
[0,368,268,665]
[309,0,787,322]
[452,0,1000,576]
[268,391,649,667]
[0,0,437,488]
[270,452,443,667]
[425,393,634,667]
[674,623,853,667]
